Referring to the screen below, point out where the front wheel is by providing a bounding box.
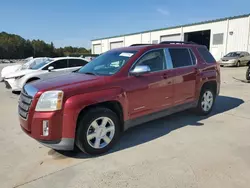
[195,88,215,116]
[246,67,250,80]
[76,107,121,155]
[236,61,240,67]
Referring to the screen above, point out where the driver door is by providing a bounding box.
[42,59,68,72]
[125,49,174,120]
[40,59,69,78]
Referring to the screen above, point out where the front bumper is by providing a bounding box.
[4,80,11,89]
[4,78,22,91]
[19,110,75,151]
[220,61,236,67]
[38,138,75,150]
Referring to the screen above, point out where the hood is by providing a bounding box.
[5,69,36,78]
[221,56,238,61]
[30,72,105,91]
[1,64,22,76]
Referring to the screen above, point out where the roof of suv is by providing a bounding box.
[113,41,205,52]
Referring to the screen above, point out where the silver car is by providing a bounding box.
[219,51,250,67]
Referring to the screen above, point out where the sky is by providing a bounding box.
[1,0,250,48]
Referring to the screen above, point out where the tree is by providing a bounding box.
[0,31,91,59]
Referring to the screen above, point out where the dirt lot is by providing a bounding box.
[0,64,250,188]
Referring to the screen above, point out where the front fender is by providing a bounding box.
[61,87,128,138]
[18,74,40,89]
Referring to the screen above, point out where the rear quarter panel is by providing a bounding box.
[192,47,220,98]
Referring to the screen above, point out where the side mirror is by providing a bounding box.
[48,66,54,72]
[130,65,151,76]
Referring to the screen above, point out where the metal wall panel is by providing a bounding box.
[110,41,124,49]
[93,44,102,54]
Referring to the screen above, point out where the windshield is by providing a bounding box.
[77,50,137,75]
[20,59,35,70]
[224,52,241,57]
[29,59,53,70]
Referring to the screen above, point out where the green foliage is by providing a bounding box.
[0,32,91,59]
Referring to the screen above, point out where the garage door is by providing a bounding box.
[110,41,124,49]
[160,34,181,42]
[93,44,102,54]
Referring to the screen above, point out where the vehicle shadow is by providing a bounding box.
[55,95,244,159]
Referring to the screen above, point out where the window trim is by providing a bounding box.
[188,49,197,65]
[128,48,168,76]
[167,47,197,70]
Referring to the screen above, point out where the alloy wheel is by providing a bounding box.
[86,117,115,149]
[201,90,214,112]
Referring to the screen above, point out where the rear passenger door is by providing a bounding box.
[242,52,250,65]
[168,48,197,106]
[68,59,89,71]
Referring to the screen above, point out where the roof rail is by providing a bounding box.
[130,44,152,46]
[160,41,197,45]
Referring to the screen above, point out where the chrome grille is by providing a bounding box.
[18,91,33,119]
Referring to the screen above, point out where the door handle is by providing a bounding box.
[194,67,199,74]
[162,73,169,79]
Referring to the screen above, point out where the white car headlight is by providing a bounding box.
[7,75,25,79]
[35,90,64,112]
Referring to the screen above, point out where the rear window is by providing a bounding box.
[198,47,216,63]
[169,48,193,68]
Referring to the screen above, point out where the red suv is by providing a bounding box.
[19,41,220,155]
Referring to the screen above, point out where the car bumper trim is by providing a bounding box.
[38,138,75,151]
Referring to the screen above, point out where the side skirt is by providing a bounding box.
[124,101,197,131]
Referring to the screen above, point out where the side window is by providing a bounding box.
[189,49,197,65]
[169,48,193,68]
[43,59,68,70]
[243,52,249,56]
[135,49,166,72]
[68,59,88,67]
[240,52,245,57]
[197,47,216,64]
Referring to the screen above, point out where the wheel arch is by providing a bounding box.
[76,100,125,132]
[26,77,40,84]
[200,80,217,95]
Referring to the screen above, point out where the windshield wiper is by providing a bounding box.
[83,72,97,75]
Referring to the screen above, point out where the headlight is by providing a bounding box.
[7,75,25,79]
[35,90,64,112]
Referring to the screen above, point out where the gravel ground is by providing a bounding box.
[0,64,250,188]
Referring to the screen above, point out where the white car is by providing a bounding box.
[4,57,89,92]
[1,57,50,80]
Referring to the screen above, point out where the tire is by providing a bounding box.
[246,67,250,81]
[75,107,121,155]
[195,87,215,116]
[236,61,240,67]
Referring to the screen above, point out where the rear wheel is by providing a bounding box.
[195,87,215,116]
[76,107,121,155]
[246,66,250,80]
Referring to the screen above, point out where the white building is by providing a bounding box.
[91,14,250,60]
